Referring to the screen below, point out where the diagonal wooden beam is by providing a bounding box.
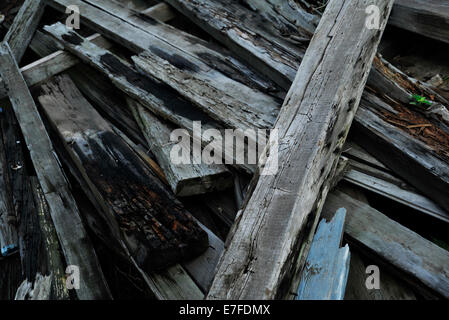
[207,0,395,300]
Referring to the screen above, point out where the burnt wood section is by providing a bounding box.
[37,74,209,272]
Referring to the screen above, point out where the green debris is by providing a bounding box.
[410,94,433,107]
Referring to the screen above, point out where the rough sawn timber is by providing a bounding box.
[0,42,111,300]
[207,0,394,300]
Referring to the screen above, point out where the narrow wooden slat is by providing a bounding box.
[141,2,176,22]
[207,0,395,300]
[323,190,449,299]
[0,42,111,300]
[3,0,45,62]
[297,208,350,300]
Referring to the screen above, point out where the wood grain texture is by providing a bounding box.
[3,0,45,63]
[207,0,394,300]
[323,191,449,299]
[0,42,111,300]
[296,208,350,300]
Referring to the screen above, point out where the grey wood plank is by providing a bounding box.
[296,208,350,300]
[3,0,45,63]
[0,42,111,300]
[207,0,394,300]
[323,190,449,299]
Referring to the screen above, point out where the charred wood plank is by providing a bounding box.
[0,42,111,300]
[37,74,209,273]
[207,0,394,300]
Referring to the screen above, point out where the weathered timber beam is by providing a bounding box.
[207,0,394,300]
[390,0,449,44]
[38,74,209,272]
[323,191,449,299]
[141,2,176,22]
[172,0,449,214]
[3,0,45,63]
[0,42,111,300]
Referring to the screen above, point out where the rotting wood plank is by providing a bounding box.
[43,23,256,173]
[0,42,111,300]
[296,208,350,300]
[45,117,205,300]
[389,0,449,45]
[207,0,395,300]
[323,190,449,299]
[38,74,209,272]
[3,0,45,63]
[129,99,232,197]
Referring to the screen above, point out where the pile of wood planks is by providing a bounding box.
[0,0,447,300]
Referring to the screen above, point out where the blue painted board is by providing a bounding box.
[297,208,350,300]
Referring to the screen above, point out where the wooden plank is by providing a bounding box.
[37,74,209,272]
[207,0,394,300]
[3,0,45,63]
[48,0,281,96]
[344,167,449,223]
[0,42,111,300]
[129,99,232,196]
[296,208,350,300]
[43,23,255,173]
[323,190,449,299]
[390,0,449,44]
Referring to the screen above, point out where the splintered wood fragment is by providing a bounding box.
[38,74,209,272]
[3,0,45,63]
[43,23,255,173]
[323,191,449,299]
[296,208,350,300]
[0,42,111,300]
[207,0,394,300]
[129,99,232,196]
[390,0,449,44]
[15,273,52,300]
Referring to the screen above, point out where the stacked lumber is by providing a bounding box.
[0,0,447,301]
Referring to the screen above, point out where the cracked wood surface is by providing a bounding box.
[207,0,394,300]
